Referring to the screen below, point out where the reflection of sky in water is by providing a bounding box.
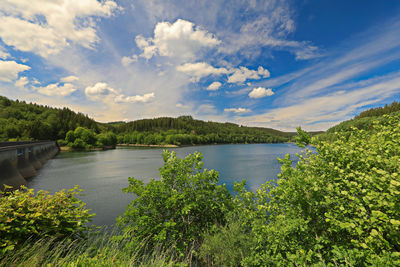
[28,144,308,226]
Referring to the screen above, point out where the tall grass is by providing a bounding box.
[0,226,196,267]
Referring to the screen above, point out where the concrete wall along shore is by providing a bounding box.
[0,141,59,192]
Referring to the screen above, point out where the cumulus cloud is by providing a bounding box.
[36,83,77,96]
[85,82,154,104]
[85,82,117,100]
[121,55,138,67]
[114,93,155,103]
[207,81,222,91]
[60,75,79,83]
[0,0,119,57]
[224,107,251,113]
[15,76,28,88]
[248,87,274,98]
[0,60,30,82]
[176,62,228,81]
[228,66,270,83]
[136,19,221,60]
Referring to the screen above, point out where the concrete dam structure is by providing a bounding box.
[0,141,59,191]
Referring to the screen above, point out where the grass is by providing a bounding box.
[0,227,196,267]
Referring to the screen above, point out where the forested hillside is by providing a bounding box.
[0,96,293,145]
[0,96,102,141]
[113,116,294,145]
[316,101,400,142]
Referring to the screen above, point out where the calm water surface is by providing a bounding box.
[28,144,304,226]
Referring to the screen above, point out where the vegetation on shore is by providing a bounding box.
[1,108,399,265]
[0,95,295,148]
[316,101,400,142]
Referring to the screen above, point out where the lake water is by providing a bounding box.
[28,143,305,226]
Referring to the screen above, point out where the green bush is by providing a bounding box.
[96,131,117,147]
[0,186,94,254]
[202,114,400,265]
[65,130,75,143]
[71,138,86,149]
[57,139,67,146]
[117,150,233,254]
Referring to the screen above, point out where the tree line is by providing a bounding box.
[0,95,294,146]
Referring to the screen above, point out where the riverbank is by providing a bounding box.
[59,146,115,152]
[117,143,179,148]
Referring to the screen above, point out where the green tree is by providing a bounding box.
[117,151,233,253]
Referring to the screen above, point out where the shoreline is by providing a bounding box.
[59,146,115,152]
[117,144,179,148]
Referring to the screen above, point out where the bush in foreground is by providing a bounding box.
[0,186,94,255]
[117,150,233,255]
[202,115,400,266]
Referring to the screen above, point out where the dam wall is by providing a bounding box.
[0,141,59,191]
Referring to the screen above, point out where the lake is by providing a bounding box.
[28,143,305,226]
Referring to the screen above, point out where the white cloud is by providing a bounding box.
[224,107,251,113]
[241,73,400,131]
[15,76,28,88]
[0,0,119,57]
[197,104,218,115]
[85,82,154,104]
[36,83,77,96]
[228,66,270,83]
[137,0,318,60]
[0,44,11,59]
[249,87,274,98]
[85,82,117,100]
[0,60,30,82]
[207,81,222,91]
[60,75,79,83]
[176,62,228,81]
[121,55,138,67]
[114,93,155,103]
[136,19,221,60]
[176,103,190,108]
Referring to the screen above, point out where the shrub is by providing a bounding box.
[71,138,86,149]
[117,150,233,254]
[96,131,117,147]
[202,114,400,265]
[57,139,67,146]
[65,130,75,143]
[0,186,94,255]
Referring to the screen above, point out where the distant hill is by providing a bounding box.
[0,95,294,145]
[0,95,103,141]
[315,101,400,142]
[113,115,295,145]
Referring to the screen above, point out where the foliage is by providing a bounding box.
[96,131,117,147]
[117,150,233,254]
[203,114,400,265]
[0,186,94,255]
[355,101,400,119]
[316,101,400,142]
[294,126,311,148]
[114,116,294,145]
[0,96,102,141]
[0,228,194,267]
[61,127,117,149]
[0,95,296,145]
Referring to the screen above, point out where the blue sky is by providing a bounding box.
[0,0,400,131]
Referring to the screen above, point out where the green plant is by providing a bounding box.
[243,115,400,265]
[0,186,94,254]
[117,150,233,254]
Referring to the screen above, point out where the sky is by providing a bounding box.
[0,0,400,131]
